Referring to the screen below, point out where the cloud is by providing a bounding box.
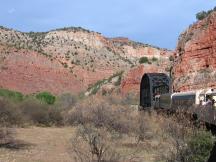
[8,8,16,14]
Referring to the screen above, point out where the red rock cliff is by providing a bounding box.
[0,44,83,94]
[172,11,216,92]
[120,50,173,95]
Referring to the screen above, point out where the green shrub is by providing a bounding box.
[196,11,208,20]
[196,7,216,21]
[151,57,158,62]
[87,79,106,95]
[36,92,56,105]
[0,89,23,102]
[139,57,149,64]
[187,131,215,162]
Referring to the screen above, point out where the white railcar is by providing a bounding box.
[156,88,216,125]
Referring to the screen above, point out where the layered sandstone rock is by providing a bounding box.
[0,44,83,94]
[172,11,216,92]
[0,26,172,95]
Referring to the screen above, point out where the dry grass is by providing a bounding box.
[0,127,75,162]
[0,126,170,162]
[0,95,214,162]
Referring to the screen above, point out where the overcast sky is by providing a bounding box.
[0,0,215,49]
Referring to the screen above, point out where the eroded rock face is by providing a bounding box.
[120,58,172,95]
[0,45,83,94]
[172,11,216,92]
[0,26,172,95]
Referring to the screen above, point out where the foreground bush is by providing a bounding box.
[0,98,23,126]
[0,98,62,126]
[162,113,215,162]
[20,99,63,126]
[0,93,214,161]
[64,96,138,135]
[187,131,214,162]
[71,125,122,162]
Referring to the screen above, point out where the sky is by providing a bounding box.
[0,0,215,49]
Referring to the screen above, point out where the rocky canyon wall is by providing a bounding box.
[172,11,216,92]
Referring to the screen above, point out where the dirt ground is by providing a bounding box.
[0,127,75,162]
[0,126,171,162]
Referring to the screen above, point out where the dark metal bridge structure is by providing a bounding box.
[140,73,170,109]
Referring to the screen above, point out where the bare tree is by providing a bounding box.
[71,124,121,162]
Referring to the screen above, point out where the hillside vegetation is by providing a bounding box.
[0,26,172,95]
[196,6,216,20]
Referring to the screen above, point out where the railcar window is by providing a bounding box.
[172,94,196,108]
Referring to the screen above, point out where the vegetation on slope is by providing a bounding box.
[86,71,124,95]
[0,88,23,102]
[196,6,216,20]
[139,56,158,64]
[36,92,56,105]
[0,88,56,105]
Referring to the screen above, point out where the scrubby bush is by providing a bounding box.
[47,107,63,126]
[64,96,138,134]
[187,131,214,162]
[36,92,56,105]
[139,56,149,64]
[161,112,215,162]
[166,130,215,162]
[0,89,23,102]
[21,99,50,126]
[20,98,62,126]
[196,11,208,20]
[196,7,216,21]
[57,93,78,109]
[151,57,158,62]
[71,125,122,162]
[0,97,63,127]
[0,98,23,126]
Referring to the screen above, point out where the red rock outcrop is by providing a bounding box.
[120,62,171,95]
[172,11,216,92]
[0,26,173,95]
[0,44,83,94]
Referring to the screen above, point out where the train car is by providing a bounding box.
[194,89,216,125]
[171,91,197,109]
[157,89,216,125]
